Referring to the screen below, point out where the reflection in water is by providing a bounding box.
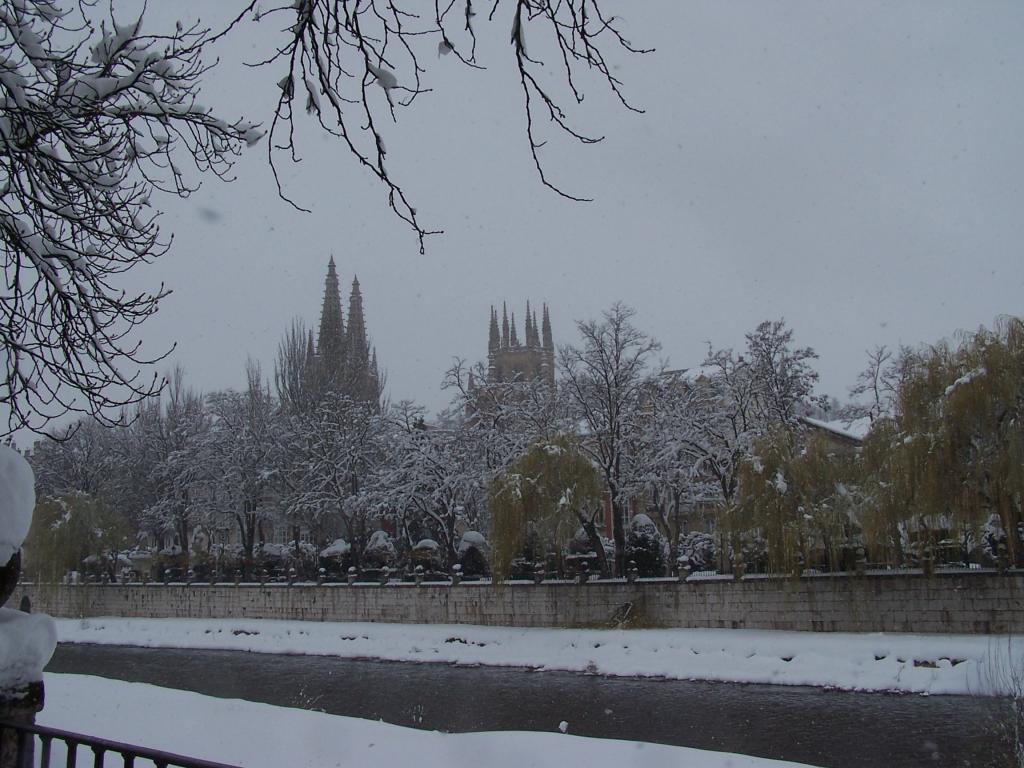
[48,644,1008,768]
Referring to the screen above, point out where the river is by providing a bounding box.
[47,644,1009,767]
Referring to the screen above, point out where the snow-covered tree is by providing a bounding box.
[443,358,563,477]
[742,320,824,429]
[685,320,822,512]
[559,302,660,575]
[135,367,209,558]
[29,417,117,500]
[625,370,722,566]
[368,402,482,567]
[196,361,279,576]
[276,391,382,555]
[0,1,260,435]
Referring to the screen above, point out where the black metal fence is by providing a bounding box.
[0,719,241,768]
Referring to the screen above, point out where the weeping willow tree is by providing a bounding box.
[22,493,132,582]
[860,317,1024,566]
[736,428,863,574]
[489,435,603,582]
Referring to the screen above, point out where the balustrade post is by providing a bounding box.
[0,552,44,768]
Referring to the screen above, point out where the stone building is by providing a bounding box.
[486,301,555,387]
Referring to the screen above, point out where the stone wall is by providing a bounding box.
[14,571,1023,634]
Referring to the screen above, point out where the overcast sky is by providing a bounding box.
[114,1,1024,417]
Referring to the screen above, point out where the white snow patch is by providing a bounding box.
[944,367,986,398]
[40,674,817,768]
[800,416,871,442]
[0,444,35,562]
[320,538,351,558]
[458,531,487,555]
[52,618,1017,696]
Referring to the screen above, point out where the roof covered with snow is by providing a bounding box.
[800,415,872,443]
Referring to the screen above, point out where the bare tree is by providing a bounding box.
[559,302,660,576]
[274,318,318,416]
[219,0,649,252]
[846,344,920,424]
[0,2,261,436]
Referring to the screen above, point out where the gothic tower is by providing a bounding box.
[486,301,555,387]
[316,256,346,393]
[313,259,380,405]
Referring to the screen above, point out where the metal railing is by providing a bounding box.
[0,719,241,768]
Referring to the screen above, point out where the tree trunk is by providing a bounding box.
[577,508,610,577]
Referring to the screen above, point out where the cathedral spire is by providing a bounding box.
[317,257,346,388]
[501,303,510,348]
[532,309,540,347]
[510,311,519,347]
[525,301,534,347]
[488,306,500,353]
[542,304,553,351]
[346,276,370,397]
[370,346,380,400]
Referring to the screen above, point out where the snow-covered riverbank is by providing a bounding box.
[54,617,1019,696]
[42,673,820,768]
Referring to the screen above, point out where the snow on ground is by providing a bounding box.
[42,673,819,768]
[54,618,1020,696]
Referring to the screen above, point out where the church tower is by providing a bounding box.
[313,259,380,405]
[316,257,346,393]
[486,301,554,387]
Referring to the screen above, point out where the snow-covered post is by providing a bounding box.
[450,564,462,586]
[577,561,590,585]
[922,546,935,577]
[854,546,867,576]
[626,560,639,583]
[0,446,57,768]
[533,564,545,585]
[678,564,692,583]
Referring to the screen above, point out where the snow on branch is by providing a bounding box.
[0,2,260,437]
